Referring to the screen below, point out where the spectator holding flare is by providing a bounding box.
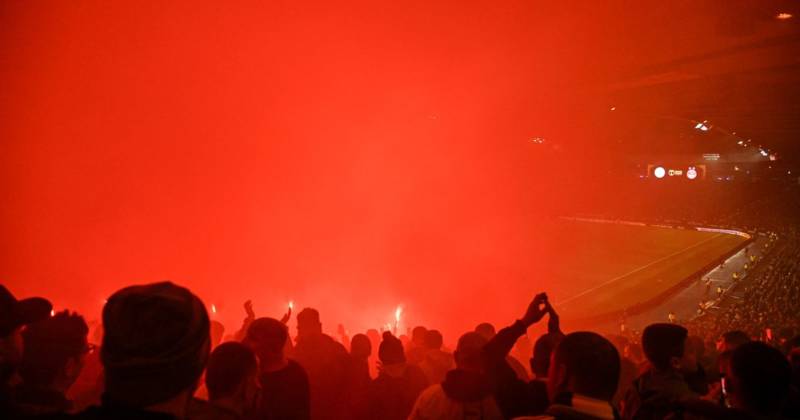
[14,311,90,416]
[244,317,310,420]
[0,286,52,417]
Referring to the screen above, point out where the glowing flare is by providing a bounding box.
[211,304,217,314]
[395,306,403,323]
[50,309,55,317]
[288,300,294,310]
[777,12,792,20]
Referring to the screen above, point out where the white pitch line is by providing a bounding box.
[557,233,724,306]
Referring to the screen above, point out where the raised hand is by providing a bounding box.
[244,300,255,320]
[280,305,292,324]
[521,292,549,326]
[545,300,561,334]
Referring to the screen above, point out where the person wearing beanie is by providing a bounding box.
[621,323,697,420]
[70,281,211,420]
[364,332,428,420]
[409,332,503,420]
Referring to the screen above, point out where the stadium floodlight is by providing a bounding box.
[654,166,666,179]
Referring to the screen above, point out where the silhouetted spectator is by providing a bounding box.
[292,308,349,419]
[14,311,89,416]
[409,332,502,420]
[366,332,428,420]
[406,326,429,365]
[681,335,709,395]
[245,317,309,420]
[418,330,454,385]
[69,281,211,419]
[350,334,372,383]
[188,342,260,420]
[346,334,372,419]
[622,323,695,420]
[482,293,552,418]
[719,330,750,353]
[474,323,529,381]
[729,341,792,418]
[539,332,620,420]
[0,286,52,417]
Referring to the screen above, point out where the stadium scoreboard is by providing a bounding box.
[646,164,707,180]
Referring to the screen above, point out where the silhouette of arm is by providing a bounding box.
[546,301,561,335]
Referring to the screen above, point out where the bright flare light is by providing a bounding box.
[288,300,294,310]
[777,12,792,20]
[654,166,666,179]
[694,122,710,132]
[395,306,403,323]
[211,304,217,314]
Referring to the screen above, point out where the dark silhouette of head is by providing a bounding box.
[411,326,428,346]
[532,332,564,378]
[641,323,687,371]
[720,330,750,353]
[0,285,51,383]
[245,317,288,361]
[296,308,322,338]
[547,331,620,402]
[453,332,488,371]
[101,281,210,408]
[474,323,496,340]
[210,320,225,348]
[379,332,405,365]
[20,310,89,390]
[729,341,791,416]
[424,330,444,350]
[205,342,259,403]
[350,334,371,360]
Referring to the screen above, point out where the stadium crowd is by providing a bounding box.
[2,184,799,420]
[2,276,800,420]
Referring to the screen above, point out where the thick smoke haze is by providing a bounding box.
[1,1,764,338]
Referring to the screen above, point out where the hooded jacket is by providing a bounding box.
[408,369,503,420]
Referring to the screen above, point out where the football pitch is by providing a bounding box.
[544,220,748,323]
